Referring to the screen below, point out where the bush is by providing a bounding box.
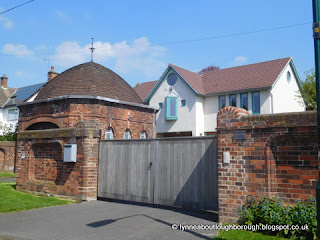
[239,195,317,240]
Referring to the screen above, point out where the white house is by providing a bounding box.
[135,57,305,137]
[0,74,46,132]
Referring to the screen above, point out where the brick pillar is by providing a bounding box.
[16,128,100,201]
[217,107,250,223]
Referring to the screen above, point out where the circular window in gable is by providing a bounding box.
[287,71,291,83]
[167,73,178,86]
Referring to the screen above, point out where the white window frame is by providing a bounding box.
[123,129,131,139]
[7,108,18,121]
[105,127,114,140]
[140,130,147,139]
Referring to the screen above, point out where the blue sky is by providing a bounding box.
[0,0,314,88]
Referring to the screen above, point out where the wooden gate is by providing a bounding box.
[98,136,218,211]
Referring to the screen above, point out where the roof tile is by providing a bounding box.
[36,62,142,104]
[134,81,157,102]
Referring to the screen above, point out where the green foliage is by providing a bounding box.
[299,69,316,110]
[134,82,140,88]
[0,123,17,141]
[0,171,16,178]
[215,229,287,240]
[239,195,317,240]
[0,182,73,213]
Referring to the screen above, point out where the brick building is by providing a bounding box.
[15,62,157,200]
[18,62,157,138]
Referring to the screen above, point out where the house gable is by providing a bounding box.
[270,59,305,113]
[145,65,200,102]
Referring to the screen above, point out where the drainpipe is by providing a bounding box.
[152,110,156,138]
[312,0,320,237]
[269,91,273,114]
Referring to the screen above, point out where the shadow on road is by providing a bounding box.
[87,213,214,240]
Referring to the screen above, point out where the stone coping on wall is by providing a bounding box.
[17,94,158,112]
[0,141,16,146]
[18,128,100,139]
[217,110,316,131]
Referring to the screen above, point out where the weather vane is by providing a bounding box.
[90,38,96,62]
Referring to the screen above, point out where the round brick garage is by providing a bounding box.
[15,62,157,200]
[18,62,157,139]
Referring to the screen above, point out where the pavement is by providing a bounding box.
[0,178,16,182]
[0,200,218,240]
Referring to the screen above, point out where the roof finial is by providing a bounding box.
[90,38,96,62]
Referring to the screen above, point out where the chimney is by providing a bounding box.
[48,66,59,81]
[1,74,8,88]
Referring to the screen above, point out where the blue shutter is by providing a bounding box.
[166,97,178,120]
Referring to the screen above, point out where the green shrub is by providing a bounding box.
[239,195,317,240]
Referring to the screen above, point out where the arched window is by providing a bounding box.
[105,127,114,140]
[25,122,59,130]
[140,130,147,139]
[123,129,131,139]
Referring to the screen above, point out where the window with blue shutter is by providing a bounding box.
[166,97,178,120]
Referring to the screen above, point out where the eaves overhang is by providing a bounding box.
[17,95,159,113]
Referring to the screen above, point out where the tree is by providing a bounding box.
[300,69,316,110]
[134,82,140,88]
[0,123,17,141]
[197,65,220,74]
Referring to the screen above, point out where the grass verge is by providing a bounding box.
[0,171,16,178]
[0,182,73,214]
[214,230,287,240]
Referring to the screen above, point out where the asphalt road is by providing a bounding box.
[0,200,218,240]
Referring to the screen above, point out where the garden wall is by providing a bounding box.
[0,141,16,172]
[16,127,100,201]
[217,107,318,223]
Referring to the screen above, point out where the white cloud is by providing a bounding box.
[0,8,13,29]
[2,44,33,57]
[53,37,167,78]
[16,71,23,77]
[56,10,71,24]
[233,56,248,65]
[35,44,49,51]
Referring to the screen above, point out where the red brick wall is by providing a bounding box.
[32,142,62,182]
[0,141,16,172]
[16,128,100,200]
[217,107,318,223]
[18,98,156,139]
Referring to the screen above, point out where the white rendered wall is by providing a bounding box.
[195,96,204,136]
[271,64,305,113]
[203,95,218,132]
[149,69,198,135]
[203,91,272,132]
[0,107,18,132]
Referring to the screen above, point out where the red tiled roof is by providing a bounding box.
[36,62,142,104]
[202,57,291,94]
[134,81,157,102]
[170,64,205,94]
[142,57,292,100]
